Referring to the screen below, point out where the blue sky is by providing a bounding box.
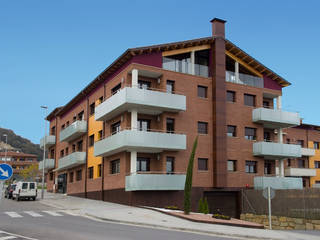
[0,0,320,144]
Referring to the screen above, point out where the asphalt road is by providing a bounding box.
[0,197,235,240]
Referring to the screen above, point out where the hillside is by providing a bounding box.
[0,128,42,160]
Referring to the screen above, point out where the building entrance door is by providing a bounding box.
[57,173,67,194]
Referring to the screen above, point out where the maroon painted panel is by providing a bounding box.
[263,75,282,91]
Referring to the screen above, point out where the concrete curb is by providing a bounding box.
[84,212,281,240]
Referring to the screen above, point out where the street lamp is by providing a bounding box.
[40,106,48,200]
[3,134,7,161]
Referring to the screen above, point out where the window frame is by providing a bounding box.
[245,127,257,140]
[244,94,256,107]
[198,121,208,134]
[197,85,208,98]
[227,160,237,172]
[245,161,257,174]
[110,159,120,174]
[227,125,236,137]
[226,91,236,102]
[88,166,94,179]
[198,158,208,171]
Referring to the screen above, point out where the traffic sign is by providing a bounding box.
[0,163,13,180]
[263,187,275,200]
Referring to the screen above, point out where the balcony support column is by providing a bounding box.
[235,61,239,82]
[191,51,195,75]
[130,151,137,174]
[132,69,138,88]
[277,95,282,110]
[279,159,285,177]
[131,109,137,130]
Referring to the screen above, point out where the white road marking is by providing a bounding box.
[58,210,80,216]
[0,236,17,240]
[42,210,63,216]
[0,230,38,240]
[23,211,42,217]
[4,212,22,218]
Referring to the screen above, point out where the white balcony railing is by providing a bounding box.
[40,135,56,149]
[56,152,86,171]
[285,168,317,177]
[226,71,264,88]
[59,120,87,142]
[162,57,209,77]
[253,142,302,159]
[38,159,55,172]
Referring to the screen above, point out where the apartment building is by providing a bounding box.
[0,151,38,180]
[40,18,318,215]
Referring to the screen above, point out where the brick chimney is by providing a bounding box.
[210,18,226,38]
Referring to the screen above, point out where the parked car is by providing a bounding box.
[12,182,37,201]
[4,184,16,199]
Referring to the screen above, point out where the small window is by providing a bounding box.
[51,126,56,135]
[138,119,150,132]
[111,121,121,135]
[198,85,207,98]
[99,96,103,104]
[245,127,256,140]
[166,118,175,133]
[77,140,83,151]
[76,169,82,181]
[78,111,84,121]
[110,159,120,174]
[227,91,235,102]
[88,167,94,179]
[89,134,94,147]
[297,140,304,147]
[50,149,55,159]
[90,102,95,115]
[166,80,175,94]
[66,121,70,127]
[138,80,151,90]
[314,142,319,150]
[286,138,290,144]
[69,172,74,183]
[98,164,102,177]
[198,158,208,171]
[245,161,257,173]
[287,159,291,167]
[227,125,236,137]
[29,183,35,189]
[72,144,76,152]
[264,161,273,175]
[73,116,77,122]
[166,157,174,174]
[50,172,54,181]
[244,94,256,107]
[198,122,208,134]
[137,157,150,172]
[263,101,270,108]
[65,147,69,155]
[264,132,271,142]
[98,130,103,140]
[111,83,121,95]
[298,159,305,168]
[227,160,236,172]
[22,183,28,189]
[61,124,65,130]
[60,150,64,158]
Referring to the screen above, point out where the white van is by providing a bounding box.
[12,182,37,201]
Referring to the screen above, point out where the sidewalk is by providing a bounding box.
[40,191,318,240]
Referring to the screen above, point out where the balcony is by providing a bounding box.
[301,148,316,156]
[95,87,186,122]
[226,71,264,88]
[253,142,301,159]
[38,159,55,172]
[40,135,56,149]
[59,120,87,142]
[125,173,186,191]
[94,129,186,157]
[254,177,303,190]
[252,108,300,129]
[285,168,317,177]
[56,152,86,171]
[162,57,209,77]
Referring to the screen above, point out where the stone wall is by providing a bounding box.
[241,213,320,230]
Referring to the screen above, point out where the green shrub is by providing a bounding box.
[198,197,204,213]
[165,206,179,210]
[212,213,231,220]
[203,197,209,214]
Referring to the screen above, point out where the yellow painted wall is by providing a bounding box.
[87,99,103,179]
[308,141,320,186]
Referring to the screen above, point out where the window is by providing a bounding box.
[51,126,56,135]
[77,140,83,151]
[197,85,207,98]
[245,161,257,173]
[65,147,69,155]
[287,159,291,167]
[90,102,95,115]
[245,127,256,140]
[137,157,150,172]
[297,140,304,147]
[286,138,290,144]
[72,144,76,153]
[22,183,28,189]
[99,96,103,104]
[66,121,69,127]
[264,132,271,142]
[98,130,103,140]
[138,80,151,90]
[314,161,320,169]
[88,167,94,179]
[314,142,320,150]
[298,159,305,168]
[97,164,102,177]
[138,119,150,131]
[61,124,65,130]
[30,183,35,190]
[78,111,84,121]
[111,83,121,95]
[227,91,235,102]
[20,158,25,162]
[111,121,121,135]
[73,116,77,122]
[50,149,55,159]
[50,172,54,181]
[69,172,74,183]
[110,159,120,174]
[166,80,175,93]
[198,122,208,134]
[227,160,236,172]
[227,125,236,137]
[263,101,270,108]
[244,94,256,107]
[76,169,82,181]
[89,134,94,147]
[166,157,174,174]
[166,118,175,133]
[198,158,208,171]
[264,161,272,175]
[60,150,64,158]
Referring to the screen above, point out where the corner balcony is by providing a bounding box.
[38,159,55,172]
[253,142,301,159]
[94,129,186,157]
[95,87,186,122]
[125,173,186,191]
[301,148,315,156]
[56,152,86,171]
[285,168,317,177]
[254,176,303,190]
[40,135,56,149]
[252,108,300,129]
[59,120,87,142]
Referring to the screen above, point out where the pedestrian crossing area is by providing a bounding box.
[1,210,77,219]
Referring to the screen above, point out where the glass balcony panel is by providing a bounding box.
[59,120,87,142]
